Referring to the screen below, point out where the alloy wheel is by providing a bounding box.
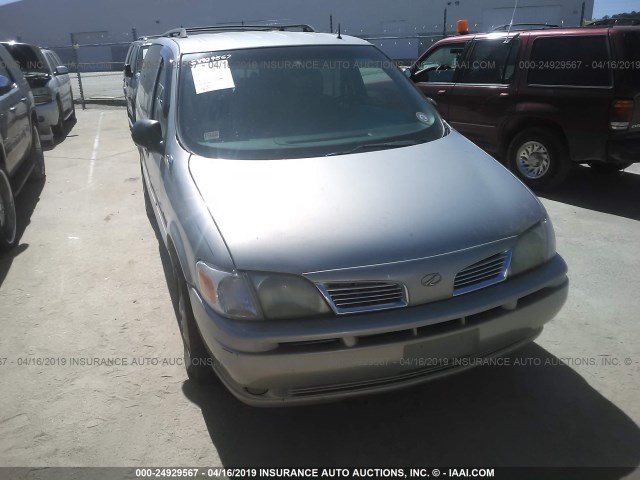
[516,141,551,179]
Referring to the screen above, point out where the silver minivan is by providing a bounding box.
[131,25,569,406]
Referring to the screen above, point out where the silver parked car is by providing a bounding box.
[0,42,75,143]
[123,37,155,128]
[131,24,568,406]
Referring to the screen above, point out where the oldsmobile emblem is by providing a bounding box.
[421,273,442,287]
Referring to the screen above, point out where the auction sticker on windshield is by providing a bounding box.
[192,59,235,94]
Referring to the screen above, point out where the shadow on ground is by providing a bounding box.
[42,118,78,151]
[0,178,45,287]
[182,344,640,476]
[538,165,640,221]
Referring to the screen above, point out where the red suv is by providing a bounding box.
[408,25,640,189]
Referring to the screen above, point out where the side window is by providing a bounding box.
[413,43,467,83]
[623,31,640,87]
[459,39,520,85]
[528,36,611,87]
[137,44,163,118]
[134,46,149,75]
[125,45,135,66]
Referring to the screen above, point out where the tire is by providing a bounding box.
[28,126,46,181]
[507,128,571,190]
[67,89,76,122]
[142,175,154,217]
[588,162,632,174]
[52,97,65,137]
[0,168,17,251]
[173,260,215,383]
[140,164,155,222]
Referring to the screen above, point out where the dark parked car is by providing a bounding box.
[0,44,45,250]
[408,25,640,188]
[123,38,155,128]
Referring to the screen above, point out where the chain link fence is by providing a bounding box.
[45,31,135,108]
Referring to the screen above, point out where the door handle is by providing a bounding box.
[499,93,510,98]
[437,90,447,96]
[163,154,173,168]
[9,106,16,112]
[20,97,27,102]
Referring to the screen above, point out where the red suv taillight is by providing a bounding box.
[610,100,634,131]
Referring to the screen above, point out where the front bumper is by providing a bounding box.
[35,101,59,129]
[189,255,568,406]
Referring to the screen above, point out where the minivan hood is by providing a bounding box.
[189,131,543,273]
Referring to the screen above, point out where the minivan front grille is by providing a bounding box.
[453,251,511,296]
[317,281,408,315]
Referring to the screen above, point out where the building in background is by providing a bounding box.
[0,0,594,67]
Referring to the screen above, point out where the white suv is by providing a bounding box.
[0,43,75,143]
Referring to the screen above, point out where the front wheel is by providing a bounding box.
[29,126,46,181]
[588,162,632,174]
[0,169,17,251]
[507,128,571,190]
[52,97,65,137]
[174,261,215,383]
[68,88,76,122]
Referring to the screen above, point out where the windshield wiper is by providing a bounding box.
[326,140,419,156]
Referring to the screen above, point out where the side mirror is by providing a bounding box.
[131,119,164,153]
[0,75,13,96]
[401,66,412,79]
[55,65,69,75]
[124,64,133,78]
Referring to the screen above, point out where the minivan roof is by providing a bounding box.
[162,31,370,54]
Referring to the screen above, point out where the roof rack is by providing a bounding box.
[162,24,315,38]
[137,34,161,41]
[492,23,559,32]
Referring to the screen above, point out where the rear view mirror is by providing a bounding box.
[124,64,133,78]
[55,65,69,75]
[0,75,13,96]
[131,119,164,153]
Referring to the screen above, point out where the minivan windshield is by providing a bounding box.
[178,45,445,159]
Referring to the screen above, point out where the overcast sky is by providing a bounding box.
[0,0,638,18]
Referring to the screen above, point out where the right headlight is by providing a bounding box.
[509,218,556,277]
[249,273,331,320]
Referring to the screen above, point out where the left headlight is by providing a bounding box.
[32,87,52,105]
[509,218,556,277]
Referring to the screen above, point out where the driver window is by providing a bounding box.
[413,42,467,83]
